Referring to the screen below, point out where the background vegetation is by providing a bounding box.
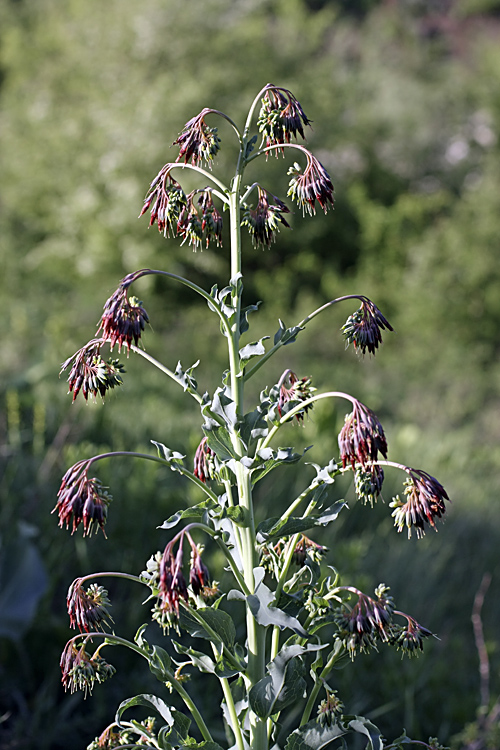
[2,0,500,747]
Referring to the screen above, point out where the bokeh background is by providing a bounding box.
[2,0,500,747]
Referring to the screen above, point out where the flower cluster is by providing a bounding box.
[334,584,395,658]
[97,275,149,352]
[54,460,112,537]
[140,166,187,236]
[193,436,217,483]
[316,690,344,727]
[60,339,125,402]
[389,613,434,656]
[177,189,223,250]
[287,155,334,216]
[174,109,221,167]
[88,719,158,750]
[257,85,312,151]
[338,400,388,469]
[241,186,290,248]
[276,369,316,422]
[354,464,385,507]
[60,640,115,696]
[342,298,394,356]
[67,579,113,633]
[390,469,450,538]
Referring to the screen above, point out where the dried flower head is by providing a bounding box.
[241,186,290,248]
[338,400,388,470]
[174,109,221,167]
[54,460,111,537]
[67,579,113,633]
[60,640,116,696]
[140,166,187,236]
[342,298,394,356]
[97,275,149,353]
[60,339,125,402]
[193,436,217,483]
[390,469,450,539]
[258,85,312,152]
[277,369,315,422]
[287,155,334,216]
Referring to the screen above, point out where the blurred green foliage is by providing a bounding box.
[2,0,500,747]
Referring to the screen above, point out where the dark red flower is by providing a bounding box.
[389,613,434,656]
[287,154,334,216]
[277,369,315,422]
[54,460,111,537]
[174,109,221,167]
[342,298,394,356]
[97,278,149,353]
[67,579,113,633]
[257,85,312,151]
[60,640,115,696]
[241,186,290,248]
[140,166,187,236]
[390,469,450,538]
[60,339,125,402]
[159,543,189,619]
[193,437,217,483]
[338,400,388,469]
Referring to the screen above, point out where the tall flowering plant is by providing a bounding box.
[55,85,449,750]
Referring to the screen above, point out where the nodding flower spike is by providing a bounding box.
[174,109,221,167]
[241,186,290,249]
[287,155,334,216]
[60,339,125,402]
[338,400,388,470]
[342,298,394,357]
[390,469,450,539]
[97,283,149,353]
[258,85,312,151]
[54,460,112,537]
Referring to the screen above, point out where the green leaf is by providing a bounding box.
[285,720,348,750]
[172,641,216,673]
[116,694,174,728]
[249,645,312,719]
[250,446,307,485]
[344,715,384,750]
[240,300,261,334]
[247,571,307,636]
[274,319,304,347]
[196,606,236,649]
[158,711,192,748]
[239,337,269,363]
[158,498,219,530]
[174,359,199,393]
[148,645,172,682]
[256,501,346,543]
[151,440,186,467]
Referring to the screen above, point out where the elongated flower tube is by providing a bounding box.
[338,400,388,469]
[390,469,450,538]
[60,640,116,696]
[67,579,113,633]
[140,166,187,236]
[241,186,290,248]
[54,460,111,536]
[60,339,125,402]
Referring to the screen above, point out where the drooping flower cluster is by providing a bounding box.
[316,690,344,727]
[53,460,111,537]
[257,85,312,151]
[193,436,217,483]
[287,155,334,216]
[390,469,450,538]
[177,189,223,250]
[60,339,125,402]
[174,108,221,167]
[342,298,394,356]
[60,640,116,696]
[389,612,434,656]
[140,166,187,236]
[97,274,149,352]
[354,464,385,507]
[241,186,290,248]
[338,399,388,469]
[276,369,316,423]
[334,584,395,658]
[67,579,113,633]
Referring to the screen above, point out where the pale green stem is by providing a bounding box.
[210,643,247,750]
[300,649,345,727]
[244,295,367,382]
[260,391,355,451]
[166,162,230,203]
[130,346,203,404]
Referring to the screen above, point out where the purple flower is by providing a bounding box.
[189,549,211,597]
[390,469,450,538]
[67,580,113,633]
[338,400,388,469]
[241,187,290,248]
[140,166,187,236]
[159,543,189,619]
[198,190,223,248]
[193,437,217,483]
[97,276,149,353]
[342,298,394,356]
[277,369,315,422]
[60,339,125,402]
[389,613,434,656]
[53,460,112,537]
[287,154,334,216]
[335,585,395,658]
[257,85,312,151]
[174,109,221,167]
